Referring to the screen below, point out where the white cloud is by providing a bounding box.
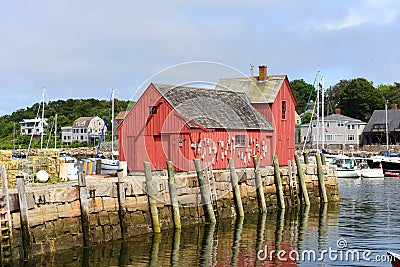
[308,1,398,31]
[0,1,400,115]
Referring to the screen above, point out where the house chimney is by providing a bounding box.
[258,65,267,81]
[391,104,398,110]
[335,108,341,115]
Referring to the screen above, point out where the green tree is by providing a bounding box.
[337,78,384,121]
[0,98,131,149]
[378,83,400,108]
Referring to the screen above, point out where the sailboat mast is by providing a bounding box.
[316,71,320,152]
[385,99,389,152]
[321,75,325,150]
[13,123,16,151]
[54,114,58,149]
[111,89,115,159]
[40,88,45,149]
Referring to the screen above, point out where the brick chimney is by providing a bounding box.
[391,104,398,110]
[335,108,341,115]
[258,65,267,81]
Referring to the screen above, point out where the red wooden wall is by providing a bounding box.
[119,83,274,172]
[253,77,296,165]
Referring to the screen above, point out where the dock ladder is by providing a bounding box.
[0,164,12,263]
[204,163,219,219]
[288,160,299,207]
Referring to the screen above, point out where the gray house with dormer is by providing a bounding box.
[301,108,367,149]
[362,104,400,145]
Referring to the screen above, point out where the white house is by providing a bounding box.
[300,108,367,150]
[20,118,48,136]
[61,116,106,145]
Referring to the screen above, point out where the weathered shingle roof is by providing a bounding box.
[323,114,365,123]
[73,117,95,128]
[153,83,274,130]
[216,75,286,103]
[364,109,400,132]
[115,111,127,121]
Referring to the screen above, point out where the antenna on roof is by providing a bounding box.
[250,64,254,77]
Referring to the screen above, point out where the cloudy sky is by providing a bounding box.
[1,0,399,116]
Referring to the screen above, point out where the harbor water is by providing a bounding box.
[26,178,400,266]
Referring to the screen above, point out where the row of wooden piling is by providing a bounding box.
[13,152,329,258]
[144,153,329,233]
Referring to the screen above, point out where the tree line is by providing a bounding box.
[1,78,399,149]
[0,98,131,149]
[290,78,400,122]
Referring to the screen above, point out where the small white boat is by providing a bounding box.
[101,158,119,170]
[359,168,384,178]
[354,158,384,178]
[328,155,361,178]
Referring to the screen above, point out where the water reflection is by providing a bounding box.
[231,216,244,267]
[149,233,161,267]
[26,178,400,266]
[200,223,216,267]
[318,203,328,250]
[297,205,310,250]
[170,228,181,267]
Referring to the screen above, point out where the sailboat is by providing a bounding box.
[100,89,120,171]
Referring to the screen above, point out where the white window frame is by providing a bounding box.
[334,134,344,141]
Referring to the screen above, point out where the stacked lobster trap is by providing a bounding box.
[0,149,62,188]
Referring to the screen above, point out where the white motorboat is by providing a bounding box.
[101,158,119,170]
[328,155,361,178]
[354,158,384,178]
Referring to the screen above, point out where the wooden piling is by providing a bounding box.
[116,169,128,239]
[295,154,310,206]
[228,158,244,217]
[16,175,31,259]
[252,156,266,213]
[144,162,161,233]
[166,161,181,229]
[316,154,328,203]
[273,155,286,209]
[303,152,309,164]
[83,161,88,175]
[193,159,216,223]
[78,172,91,246]
[321,153,326,165]
[88,161,93,175]
[95,159,102,175]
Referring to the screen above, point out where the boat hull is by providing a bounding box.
[101,159,119,170]
[387,251,400,267]
[360,169,384,178]
[336,169,361,178]
[381,159,400,174]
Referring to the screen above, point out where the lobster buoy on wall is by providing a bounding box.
[36,170,49,183]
